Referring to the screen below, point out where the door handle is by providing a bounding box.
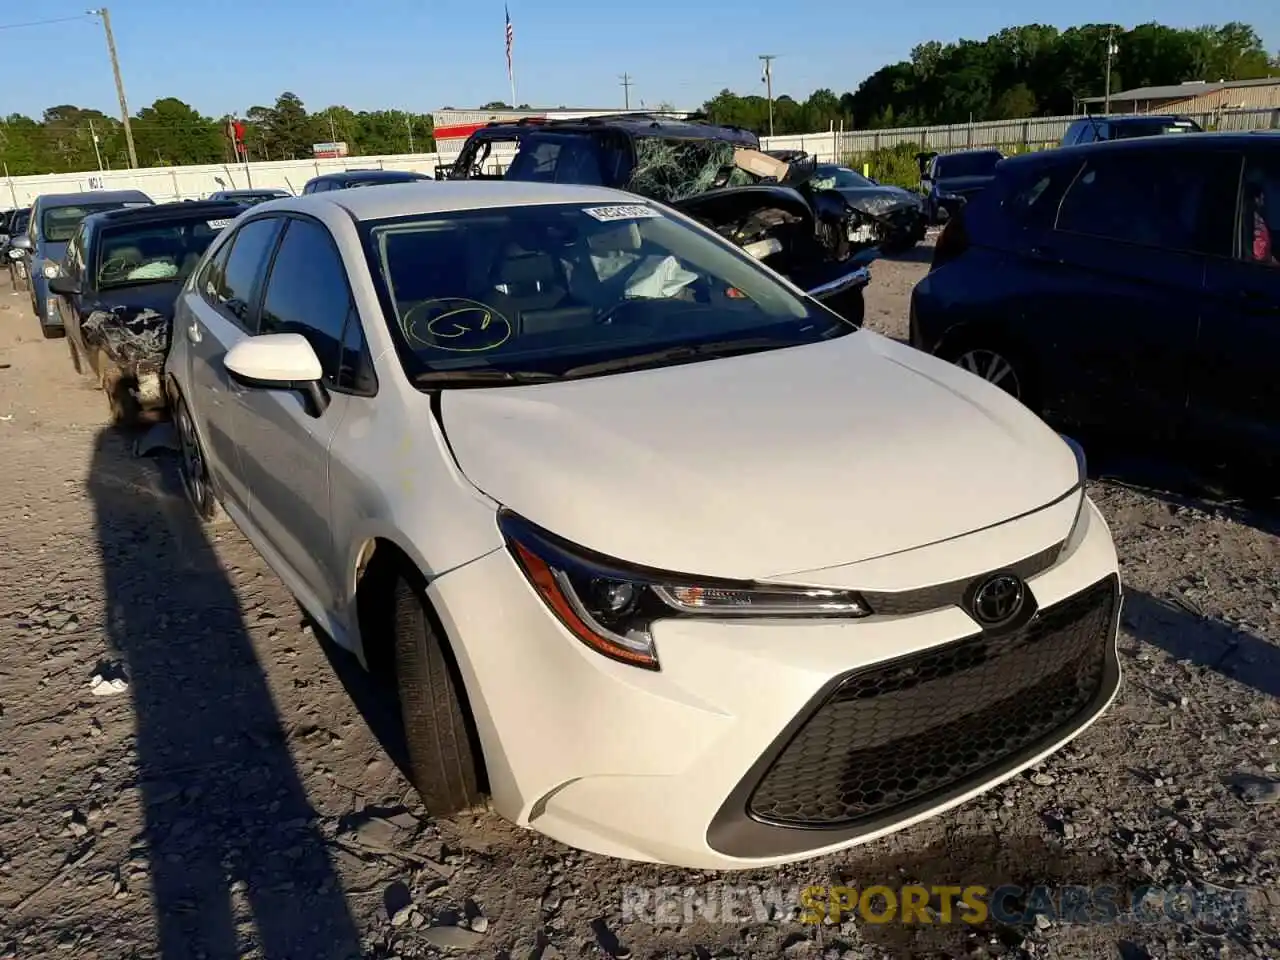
[186,320,203,344]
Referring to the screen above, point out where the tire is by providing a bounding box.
[392,570,487,818]
[67,336,85,375]
[173,391,224,523]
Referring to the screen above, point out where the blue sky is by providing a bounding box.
[3,0,1277,121]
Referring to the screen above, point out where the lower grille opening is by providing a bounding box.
[746,576,1118,828]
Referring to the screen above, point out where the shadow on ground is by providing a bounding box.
[1121,590,1280,699]
[87,428,363,960]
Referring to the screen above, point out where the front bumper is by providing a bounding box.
[428,496,1120,870]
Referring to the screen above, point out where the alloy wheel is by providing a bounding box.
[955,348,1021,399]
[175,399,208,512]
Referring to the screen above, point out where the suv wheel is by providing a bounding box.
[954,347,1023,399]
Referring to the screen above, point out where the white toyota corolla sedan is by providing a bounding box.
[164,180,1123,870]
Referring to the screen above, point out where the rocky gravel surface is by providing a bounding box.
[0,244,1277,960]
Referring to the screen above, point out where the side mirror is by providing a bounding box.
[48,274,80,296]
[224,333,329,416]
[9,235,31,252]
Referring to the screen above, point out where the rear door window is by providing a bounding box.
[1241,154,1280,268]
[1054,150,1240,256]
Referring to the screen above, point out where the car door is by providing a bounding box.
[233,215,360,609]
[1195,149,1280,470]
[56,225,91,359]
[1026,146,1238,440]
[180,216,285,518]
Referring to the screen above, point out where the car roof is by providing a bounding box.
[1098,114,1196,124]
[935,148,1004,159]
[307,169,429,184]
[471,114,758,146]
[260,180,644,222]
[215,188,288,196]
[34,190,151,208]
[84,200,247,231]
[1004,129,1280,169]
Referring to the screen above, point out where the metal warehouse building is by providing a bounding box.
[1080,77,1280,115]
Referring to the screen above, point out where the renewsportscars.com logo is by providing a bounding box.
[620,882,1254,928]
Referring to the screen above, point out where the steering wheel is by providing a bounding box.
[99,255,135,282]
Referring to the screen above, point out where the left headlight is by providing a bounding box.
[500,510,872,671]
[42,263,59,279]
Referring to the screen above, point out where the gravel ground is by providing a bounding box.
[0,242,1277,960]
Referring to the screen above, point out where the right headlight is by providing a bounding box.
[500,510,872,671]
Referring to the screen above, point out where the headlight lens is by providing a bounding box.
[42,263,59,279]
[500,511,872,670]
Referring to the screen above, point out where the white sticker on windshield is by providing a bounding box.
[582,204,661,222]
[206,219,233,230]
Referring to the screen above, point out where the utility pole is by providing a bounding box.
[88,8,137,169]
[619,73,633,111]
[406,115,415,153]
[759,55,776,137]
[328,115,338,144]
[87,119,104,172]
[1104,27,1118,114]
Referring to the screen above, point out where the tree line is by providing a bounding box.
[699,21,1277,133]
[0,93,436,177]
[1,21,1276,176]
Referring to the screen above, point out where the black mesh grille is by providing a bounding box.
[747,576,1118,828]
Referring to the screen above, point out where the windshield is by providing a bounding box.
[365,201,851,383]
[935,153,1001,179]
[42,202,148,243]
[228,192,285,203]
[1115,120,1200,138]
[812,165,876,190]
[96,218,227,289]
[347,174,425,188]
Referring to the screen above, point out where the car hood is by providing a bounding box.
[833,186,922,217]
[37,240,68,264]
[440,332,1079,580]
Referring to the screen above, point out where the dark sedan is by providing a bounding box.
[300,169,432,194]
[918,149,1004,224]
[207,188,292,205]
[49,200,246,426]
[810,163,927,252]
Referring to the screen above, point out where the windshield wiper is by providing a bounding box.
[412,368,560,387]
[562,337,800,378]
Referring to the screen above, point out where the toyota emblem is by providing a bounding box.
[972,573,1026,626]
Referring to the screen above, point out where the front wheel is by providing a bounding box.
[392,570,487,818]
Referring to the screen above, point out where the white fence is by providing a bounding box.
[2,153,446,207]
[7,105,1279,206]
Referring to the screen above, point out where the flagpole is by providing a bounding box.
[510,66,517,109]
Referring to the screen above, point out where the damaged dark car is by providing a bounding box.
[49,200,246,425]
[448,115,873,323]
[918,149,1004,225]
[808,163,927,253]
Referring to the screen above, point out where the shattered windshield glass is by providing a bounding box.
[626,137,754,203]
[97,219,225,289]
[811,165,876,190]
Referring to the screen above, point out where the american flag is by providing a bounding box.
[504,5,514,82]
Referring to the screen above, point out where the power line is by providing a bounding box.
[0,13,90,30]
